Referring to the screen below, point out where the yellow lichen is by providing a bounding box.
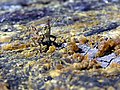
[49,70,61,78]
[25,61,36,67]
[59,48,67,54]
[1,41,30,51]
[0,31,16,43]
[56,37,65,44]
[21,50,35,58]
[0,50,2,55]
[70,30,76,36]
[47,45,56,53]
[109,62,120,68]
[13,24,27,31]
[70,36,76,42]
[72,59,101,70]
[104,67,120,75]
[43,63,51,70]
[1,43,13,50]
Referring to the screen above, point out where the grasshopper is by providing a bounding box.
[29,18,61,52]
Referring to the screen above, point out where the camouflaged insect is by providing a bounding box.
[29,18,62,52]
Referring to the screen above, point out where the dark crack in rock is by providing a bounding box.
[84,22,120,36]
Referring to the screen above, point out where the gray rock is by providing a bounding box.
[97,53,116,62]
[110,56,120,64]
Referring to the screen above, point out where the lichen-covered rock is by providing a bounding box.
[1,42,30,51]
[49,70,61,78]
[13,24,27,31]
[67,42,80,54]
[97,39,115,57]
[47,45,56,53]
[0,31,16,43]
[0,0,120,89]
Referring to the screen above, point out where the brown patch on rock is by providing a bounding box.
[97,39,115,57]
[0,82,9,90]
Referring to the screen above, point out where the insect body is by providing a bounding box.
[29,18,62,52]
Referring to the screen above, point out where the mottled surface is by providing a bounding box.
[0,0,120,90]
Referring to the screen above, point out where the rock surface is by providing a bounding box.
[0,0,120,90]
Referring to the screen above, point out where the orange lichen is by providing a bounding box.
[56,64,64,70]
[114,38,120,46]
[62,54,68,58]
[67,42,79,54]
[108,39,115,47]
[79,36,88,44]
[83,54,89,61]
[109,62,120,68]
[96,39,115,57]
[96,38,120,57]
[114,44,120,55]
[113,39,120,55]
[87,59,101,69]
[115,49,120,55]
[72,53,84,60]
[59,48,67,54]
[72,59,101,70]
[73,62,88,70]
